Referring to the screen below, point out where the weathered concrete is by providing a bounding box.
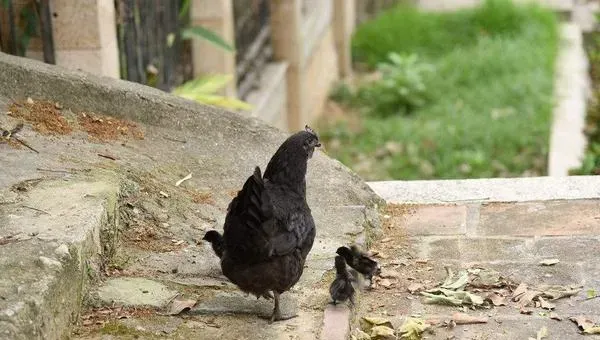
[0,177,119,340]
[0,52,382,339]
[368,176,600,204]
[548,23,590,176]
[97,278,178,308]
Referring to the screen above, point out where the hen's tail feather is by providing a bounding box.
[223,166,275,262]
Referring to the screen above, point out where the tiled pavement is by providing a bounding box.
[323,198,600,339]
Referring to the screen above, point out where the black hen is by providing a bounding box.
[204,126,320,322]
[329,255,355,305]
[203,230,224,258]
[336,245,381,284]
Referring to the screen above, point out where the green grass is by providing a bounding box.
[321,0,559,180]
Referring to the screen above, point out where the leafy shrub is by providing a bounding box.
[357,53,434,117]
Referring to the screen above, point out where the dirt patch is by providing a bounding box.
[8,99,72,135]
[122,225,186,253]
[188,189,215,205]
[78,111,144,142]
[73,306,157,336]
[0,137,22,149]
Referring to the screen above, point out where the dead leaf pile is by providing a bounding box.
[420,268,488,307]
[355,316,431,340]
[512,283,582,314]
[570,315,600,334]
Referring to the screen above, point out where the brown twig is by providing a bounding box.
[13,137,39,153]
[36,168,72,173]
[163,136,187,143]
[98,153,118,161]
[21,205,51,215]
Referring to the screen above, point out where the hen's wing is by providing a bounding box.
[223,166,315,264]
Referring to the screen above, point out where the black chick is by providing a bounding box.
[209,125,321,322]
[202,230,224,258]
[329,255,355,305]
[336,245,381,285]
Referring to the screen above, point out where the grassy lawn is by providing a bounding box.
[319,0,559,180]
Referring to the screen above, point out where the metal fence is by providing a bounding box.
[114,0,192,92]
[233,0,273,100]
[0,0,55,63]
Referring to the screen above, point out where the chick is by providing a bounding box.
[336,245,381,286]
[329,255,355,305]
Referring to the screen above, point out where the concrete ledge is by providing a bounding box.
[0,177,119,340]
[548,23,590,176]
[368,176,600,204]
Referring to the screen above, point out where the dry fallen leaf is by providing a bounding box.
[408,283,425,294]
[451,312,488,325]
[549,312,562,321]
[570,315,600,334]
[539,259,560,266]
[520,307,534,315]
[370,325,396,340]
[441,268,469,290]
[528,326,547,340]
[399,317,429,340]
[539,285,582,300]
[359,316,394,334]
[378,278,394,289]
[512,283,528,301]
[538,296,555,310]
[351,328,371,340]
[379,269,401,279]
[470,268,504,288]
[166,299,196,315]
[486,293,507,306]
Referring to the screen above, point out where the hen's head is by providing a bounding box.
[263,125,321,184]
[202,230,222,243]
[294,125,321,159]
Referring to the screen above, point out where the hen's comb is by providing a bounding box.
[304,125,317,135]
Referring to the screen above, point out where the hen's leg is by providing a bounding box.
[268,292,297,323]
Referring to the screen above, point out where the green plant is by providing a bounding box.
[177,0,234,51]
[0,0,39,56]
[321,0,558,180]
[570,143,600,175]
[172,74,252,111]
[169,0,251,110]
[357,53,434,117]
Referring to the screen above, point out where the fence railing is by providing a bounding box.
[115,0,193,92]
[0,0,55,64]
[355,0,411,25]
[233,0,273,99]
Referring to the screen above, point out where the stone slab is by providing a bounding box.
[402,205,467,236]
[368,176,600,204]
[477,200,600,236]
[97,278,179,308]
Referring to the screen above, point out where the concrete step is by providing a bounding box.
[417,0,575,15]
[367,175,600,204]
[0,177,119,340]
